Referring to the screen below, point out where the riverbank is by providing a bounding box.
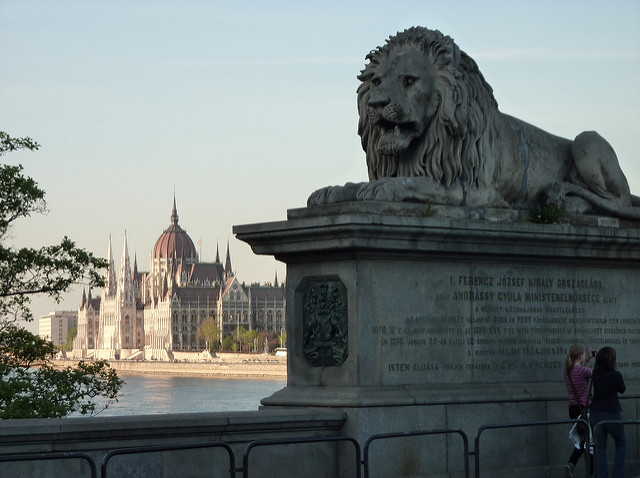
[53,353,287,380]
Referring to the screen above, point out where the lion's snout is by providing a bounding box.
[382,104,404,122]
[368,103,405,128]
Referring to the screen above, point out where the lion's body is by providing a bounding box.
[486,114,573,206]
[308,26,638,219]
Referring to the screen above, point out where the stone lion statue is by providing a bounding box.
[308,26,640,219]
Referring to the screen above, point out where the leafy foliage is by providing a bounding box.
[241,327,261,352]
[0,131,40,156]
[58,326,78,352]
[0,327,123,418]
[529,203,562,224]
[222,334,236,352]
[0,132,123,418]
[0,133,108,328]
[196,317,220,352]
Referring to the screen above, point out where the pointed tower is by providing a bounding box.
[115,232,136,350]
[215,242,221,264]
[224,241,233,279]
[104,236,117,297]
[151,195,198,272]
[274,272,279,288]
[171,193,179,228]
[118,232,133,303]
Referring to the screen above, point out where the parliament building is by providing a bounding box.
[72,198,285,360]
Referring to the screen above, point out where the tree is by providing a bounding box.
[221,334,236,352]
[196,317,220,352]
[58,326,78,352]
[0,328,122,418]
[241,328,260,352]
[0,132,123,418]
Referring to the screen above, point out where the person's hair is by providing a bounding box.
[595,346,617,371]
[565,345,584,372]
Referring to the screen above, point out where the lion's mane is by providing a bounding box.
[357,27,500,190]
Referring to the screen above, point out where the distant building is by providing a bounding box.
[39,310,78,347]
[72,197,285,360]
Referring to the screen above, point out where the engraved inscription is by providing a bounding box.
[374,267,639,383]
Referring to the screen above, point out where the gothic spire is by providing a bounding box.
[133,252,138,278]
[118,231,133,302]
[171,193,179,226]
[224,241,233,278]
[105,235,117,297]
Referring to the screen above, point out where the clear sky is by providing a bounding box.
[1,1,639,333]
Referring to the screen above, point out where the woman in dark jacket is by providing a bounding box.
[590,346,626,478]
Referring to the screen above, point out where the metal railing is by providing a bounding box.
[243,436,361,478]
[363,429,469,478]
[475,419,591,478]
[1,419,637,477]
[0,451,98,478]
[100,441,235,478]
[592,419,640,478]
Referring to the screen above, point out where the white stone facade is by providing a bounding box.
[72,198,285,360]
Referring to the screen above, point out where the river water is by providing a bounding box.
[83,374,286,417]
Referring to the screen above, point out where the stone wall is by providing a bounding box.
[53,353,287,379]
[0,409,346,478]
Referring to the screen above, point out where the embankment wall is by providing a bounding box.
[53,353,287,380]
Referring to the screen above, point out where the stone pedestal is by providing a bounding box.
[234,202,639,477]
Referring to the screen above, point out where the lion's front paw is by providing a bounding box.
[308,183,362,206]
[356,181,393,202]
[307,187,334,206]
[356,178,415,202]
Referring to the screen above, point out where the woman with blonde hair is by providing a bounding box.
[564,344,594,477]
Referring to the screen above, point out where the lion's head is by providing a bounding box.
[357,27,499,189]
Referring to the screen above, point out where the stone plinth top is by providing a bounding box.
[234,202,640,264]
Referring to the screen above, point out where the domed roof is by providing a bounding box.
[152,198,198,261]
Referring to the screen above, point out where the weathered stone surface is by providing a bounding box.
[234,203,640,476]
[236,204,640,397]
